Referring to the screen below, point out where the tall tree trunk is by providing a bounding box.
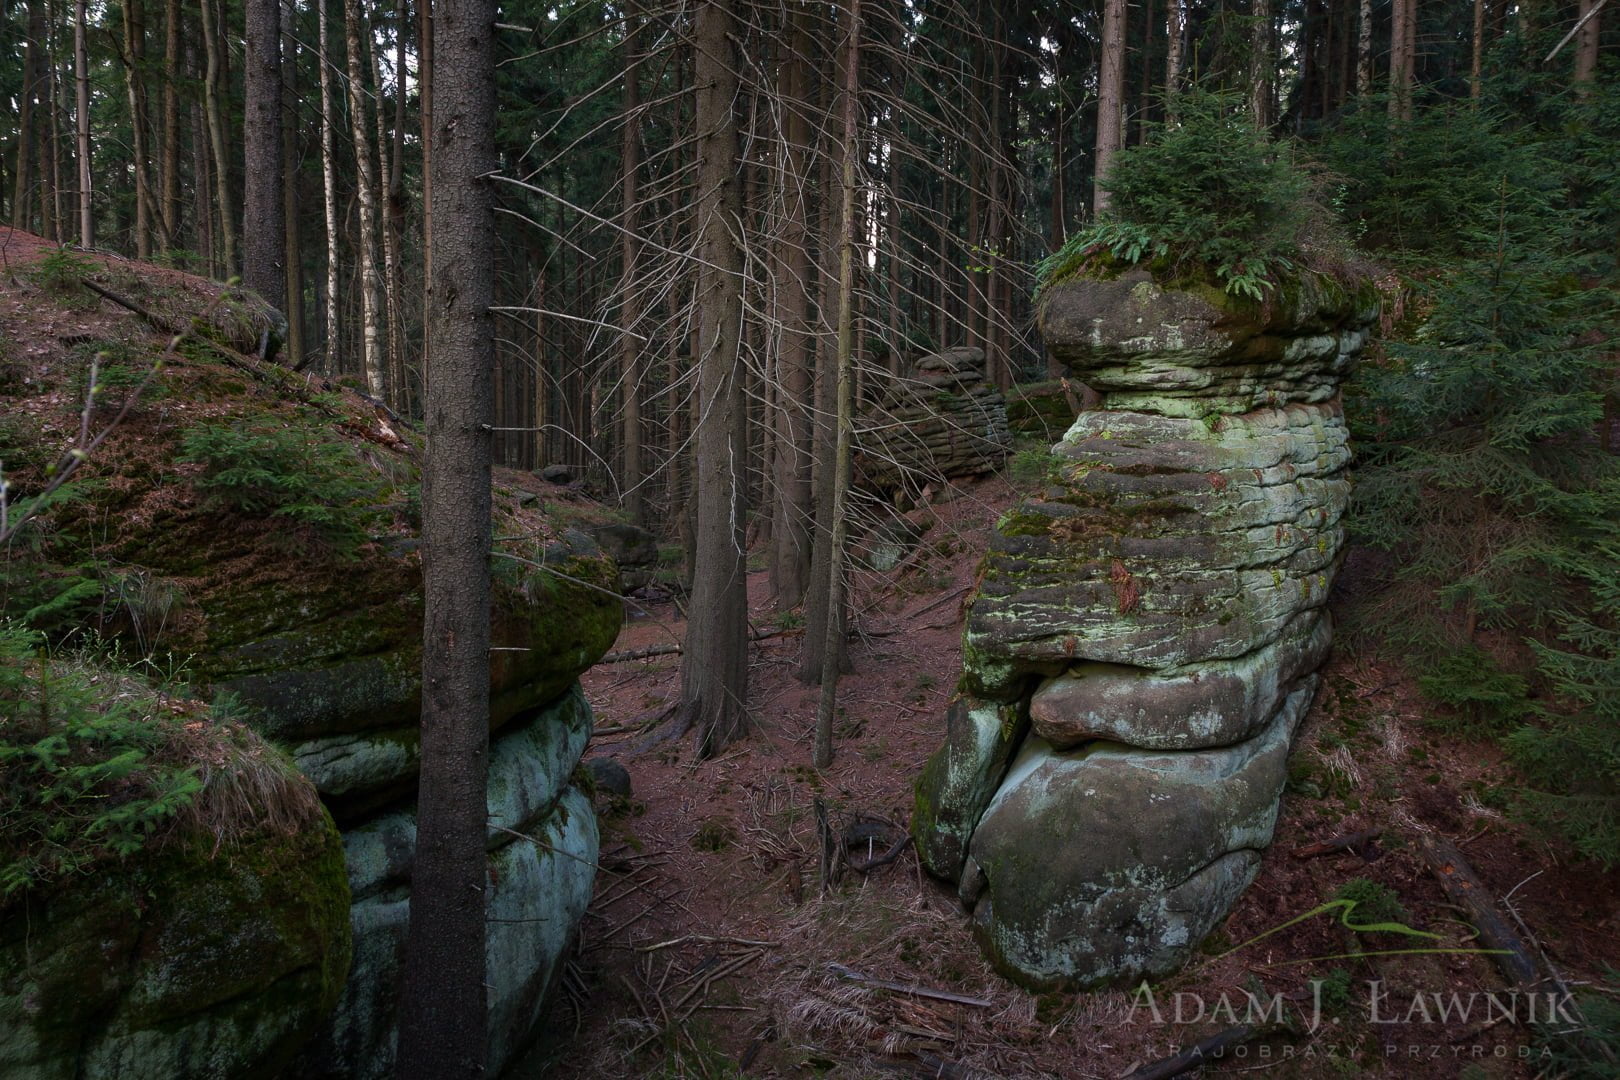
[769,1,814,609]
[619,6,644,524]
[1051,90,1067,240]
[801,4,854,685]
[1356,0,1374,95]
[1138,0,1156,143]
[319,0,340,370]
[12,0,42,231]
[124,0,154,258]
[373,27,404,400]
[345,0,386,396]
[394,0,496,1065]
[160,0,180,245]
[1249,0,1272,128]
[391,0,411,407]
[1166,0,1184,123]
[814,0,861,771]
[243,0,284,304]
[281,0,304,366]
[419,0,434,387]
[677,0,750,757]
[1095,0,1127,214]
[48,8,64,241]
[1389,0,1415,120]
[188,40,213,268]
[1470,0,1486,98]
[1574,0,1602,91]
[74,0,91,247]
[200,0,236,273]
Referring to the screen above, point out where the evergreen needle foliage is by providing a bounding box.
[1036,91,1337,299]
[0,622,322,898]
[178,413,384,554]
[1342,79,1620,865]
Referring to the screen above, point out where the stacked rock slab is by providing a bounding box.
[914,269,1376,989]
[282,531,622,1078]
[855,346,1012,492]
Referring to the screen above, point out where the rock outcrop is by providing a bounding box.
[0,676,351,1080]
[855,346,1012,493]
[915,268,1376,989]
[0,242,622,1077]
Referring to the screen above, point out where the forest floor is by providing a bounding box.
[522,469,1620,1080]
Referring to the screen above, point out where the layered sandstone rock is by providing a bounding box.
[914,268,1376,988]
[855,346,1012,492]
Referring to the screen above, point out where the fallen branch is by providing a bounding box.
[635,935,779,953]
[1416,833,1540,988]
[82,278,180,334]
[905,585,970,621]
[1292,829,1382,860]
[827,964,994,1008]
[848,834,913,874]
[600,625,796,663]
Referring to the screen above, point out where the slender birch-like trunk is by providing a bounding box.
[344,0,385,396]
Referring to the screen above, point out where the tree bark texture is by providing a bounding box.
[74,0,91,247]
[1094,0,1127,214]
[770,1,814,609]
[345,0,386,396]
[678,0,750,757]
[393,0,497,1068]
[243,0,284,305]
[200,0,236,272]
[814,0,861,771]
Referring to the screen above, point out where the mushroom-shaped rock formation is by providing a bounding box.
[914,268,1377,988]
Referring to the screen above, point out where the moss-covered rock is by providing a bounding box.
[0,812,350,1079]
[1003,380,1079,441]
[916,260,1374,990]
[966,684,1311,989]
[294,785,597,1079]
[1037,268,1378,418]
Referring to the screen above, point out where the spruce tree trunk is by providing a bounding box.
[394,0,496,1067]
[12,0,41,231]
[1166,0,1184,123]
[1357,0,1374,95]
[1574,0,1601,90]
[1249,0,1272,128]
[1389,0,1415,120]
[619,6,644,524]
[769,1,814,609]
[74,0,91,247]
[280,0,304,366]
[419,0,434,386]
[243,0,284,306]
[200,0,236,273]
[373,30,404,400]
[124,0,154,258]
[676,0,750,757]
[1094,0,1127,213]
[160,0,180,245]
[814,0,861,771]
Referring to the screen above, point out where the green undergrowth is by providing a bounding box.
[178,413,388,556]
[1036,89,1362,301]
[0,622,322,900]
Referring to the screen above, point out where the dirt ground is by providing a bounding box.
[521,470,1620,1080]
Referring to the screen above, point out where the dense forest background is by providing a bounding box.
[2,0,1616,859]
